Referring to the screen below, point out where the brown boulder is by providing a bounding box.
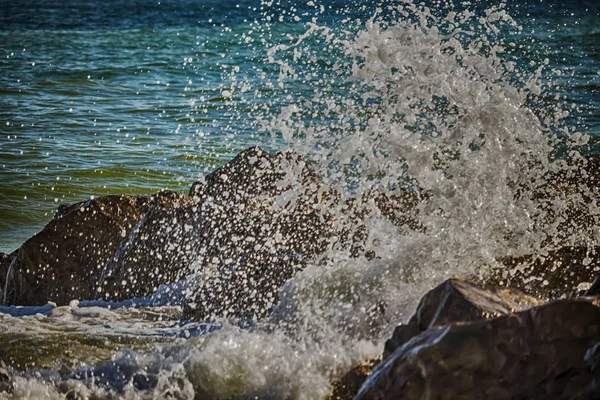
[183,147,339,320]
[97,195,197,301]
[4,191,189,306]
[0,252,16,302]
[357,299,600,400]
[384,279,542,358]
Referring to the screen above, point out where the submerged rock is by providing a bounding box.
[3,191,188,306]
[358,298,600,400]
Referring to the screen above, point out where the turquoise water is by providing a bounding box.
[0,0,599,253]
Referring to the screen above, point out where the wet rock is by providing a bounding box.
[97,194,196,301]
[357,299,600,400]
[383,279,542,359]
[570,343,600,400]
[4,191,188,306]
[184,147,338,320]
[0,251,16,301]
[372,189,422,232]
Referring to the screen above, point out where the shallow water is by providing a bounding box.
[1,0,600,399]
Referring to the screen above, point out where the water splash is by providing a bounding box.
[2,1,598,399]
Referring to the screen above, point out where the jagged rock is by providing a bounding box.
[4,191,189,306]
[97,195,197,301]
[383,279,542,359]
[184,147,339,320]
[357,299,600,400]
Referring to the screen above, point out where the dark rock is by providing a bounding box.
[483,155,600,300]
[183,147,338,320]
[4,191,188,306]
[383,279,542,359]
[97,194,196,301]
[0,251,17,302]
[358,299,600,400]
[569,343,600,400]
[372,189,423,232]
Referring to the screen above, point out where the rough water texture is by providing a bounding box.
[1,0,600,399]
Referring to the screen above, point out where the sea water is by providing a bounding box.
[1,0,599,253]
[0,0,599,398]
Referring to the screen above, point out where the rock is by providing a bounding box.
[97,194,196,301]
[4,191,188,306]
[569,343,600,400]
[481,155,600,300]
[383,279,542,358]
[357,299,600,400]
[372,189,423,232]
[184,147,339,320]
[0,251,17,301]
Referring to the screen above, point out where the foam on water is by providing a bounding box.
[2,1,598,399]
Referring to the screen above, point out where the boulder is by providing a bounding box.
[0,252,16,302]
[4,191,189,306]
[383,279,542,358]
[97,195,197,301]
[330,280,540,400]
[568,342,600,400]
[357,299,600,400]
[183,147,339,320]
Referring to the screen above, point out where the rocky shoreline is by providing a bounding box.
[2,147,600,399]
